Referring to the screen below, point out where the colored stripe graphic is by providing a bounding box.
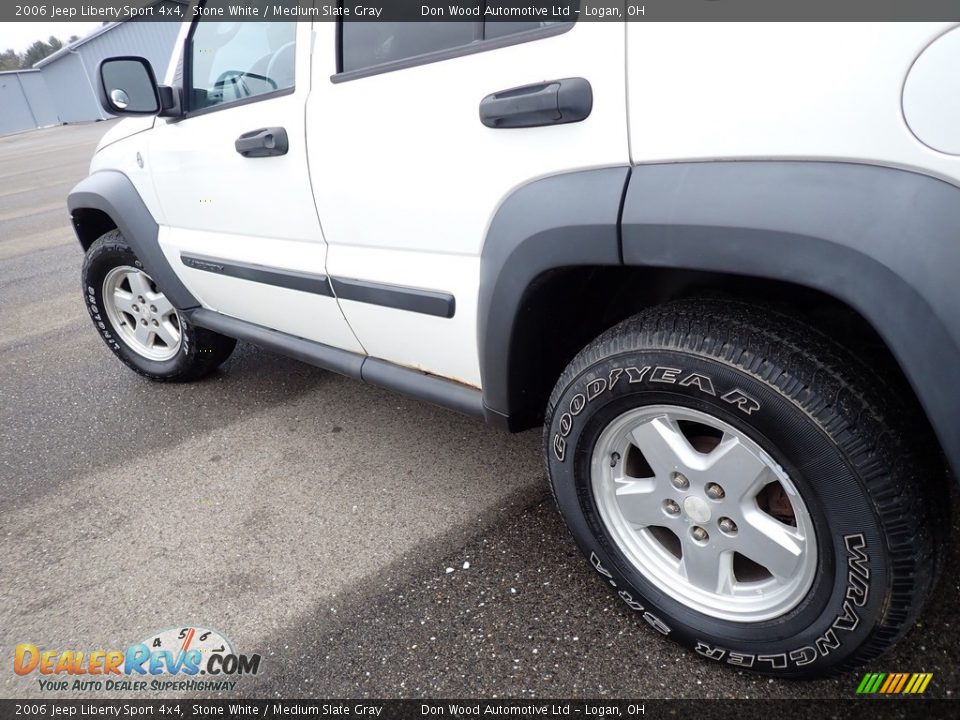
[857,672,933,695]
[903,674,920,694]
[879,674,897,693]
[856,674,875,694]
[892,673,909,693]
[906,673,933,694]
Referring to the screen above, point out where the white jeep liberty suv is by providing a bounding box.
[69,7,960,678]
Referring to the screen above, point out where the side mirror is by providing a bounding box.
[98,57,162,116]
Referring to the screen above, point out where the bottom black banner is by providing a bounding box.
[0,700,955,720]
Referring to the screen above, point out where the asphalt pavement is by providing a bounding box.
[1,122,957,701]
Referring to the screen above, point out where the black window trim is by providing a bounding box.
[179,0,298,120]
[332,20,575,84]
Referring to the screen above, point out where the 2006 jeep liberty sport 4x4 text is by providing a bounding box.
[68,10,960,678]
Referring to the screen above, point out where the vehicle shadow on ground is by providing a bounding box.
[0,342,336,512]
[240,491,960,700]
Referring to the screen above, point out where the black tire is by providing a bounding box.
[81,230,236,381]
[544,299,942,678]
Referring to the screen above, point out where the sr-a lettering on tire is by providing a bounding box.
[544,299,942,678]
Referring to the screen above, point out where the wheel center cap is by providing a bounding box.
[683,496,711,523]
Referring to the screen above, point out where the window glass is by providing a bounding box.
[188,1,296,110]
[341,22,477,72]
[484,21,565,41]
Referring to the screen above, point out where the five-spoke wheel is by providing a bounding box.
[81,229,236,380]
[591,406,816,622]
[102,266,182,361]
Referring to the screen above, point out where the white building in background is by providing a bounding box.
[0,1,185,137]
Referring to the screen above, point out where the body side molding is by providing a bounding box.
[331,277,456,319]
[68,170,199,311]
[181,253,334,297]
[620,161,960,476]
[180,253,456,317]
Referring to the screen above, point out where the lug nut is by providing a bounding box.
[662,499,681,516]
[719,517,738,535]
[150,305,157,313]
[691,526,709,543]
[705,483,725,500]
[152,319,159,326]
[140,319,148,326]
[671,472,690,490]
[138,296,145,303]
[132,304,139,312]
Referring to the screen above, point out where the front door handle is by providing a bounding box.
[479,78,592,129]
[235,127,288,158]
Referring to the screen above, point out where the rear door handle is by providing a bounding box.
[235,127,288,158]
[479,78,592,129]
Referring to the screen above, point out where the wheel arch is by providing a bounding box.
[477,167,628,428]
[68,170,198,311]
[478,162,960,477]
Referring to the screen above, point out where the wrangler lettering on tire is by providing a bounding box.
[545,299,941,677]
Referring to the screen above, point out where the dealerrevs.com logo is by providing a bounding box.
[14,626,262,693]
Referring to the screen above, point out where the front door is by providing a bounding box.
[149,9,362,353]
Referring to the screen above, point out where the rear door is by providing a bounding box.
[149,6,361,352]
[306,19,628,387]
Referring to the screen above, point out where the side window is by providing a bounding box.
[341,22,476,73]
[340,19,571,74]
[188,1,296,111]
[484,22,561,41]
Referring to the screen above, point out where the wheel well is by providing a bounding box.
[71,208,117,251]
[507,266,933,440]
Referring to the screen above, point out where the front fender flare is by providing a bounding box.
[68,170,198,311]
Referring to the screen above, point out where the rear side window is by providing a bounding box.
[484,21,559,41]
[341,22,476,72]
[340,19,571,74]
[188,0,297,111]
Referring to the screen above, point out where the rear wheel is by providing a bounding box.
[545,299,942,677]
[82,230,236,381]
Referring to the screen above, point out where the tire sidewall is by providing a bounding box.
[546,348,890,676]
[83,239,193,376]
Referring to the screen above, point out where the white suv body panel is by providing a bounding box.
[306,22,628,387]
[626,22,960,186]
[143,23,363,351]
[83,20,960,396]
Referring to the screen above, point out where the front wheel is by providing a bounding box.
[81,230,236,381]
[545,299,941,677]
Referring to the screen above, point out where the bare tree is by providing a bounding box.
[0,48,20,71]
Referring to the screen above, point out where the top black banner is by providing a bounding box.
[6,0,960,23]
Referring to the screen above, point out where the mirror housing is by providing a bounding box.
[157,85,183,118]
[98,57,180,117]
